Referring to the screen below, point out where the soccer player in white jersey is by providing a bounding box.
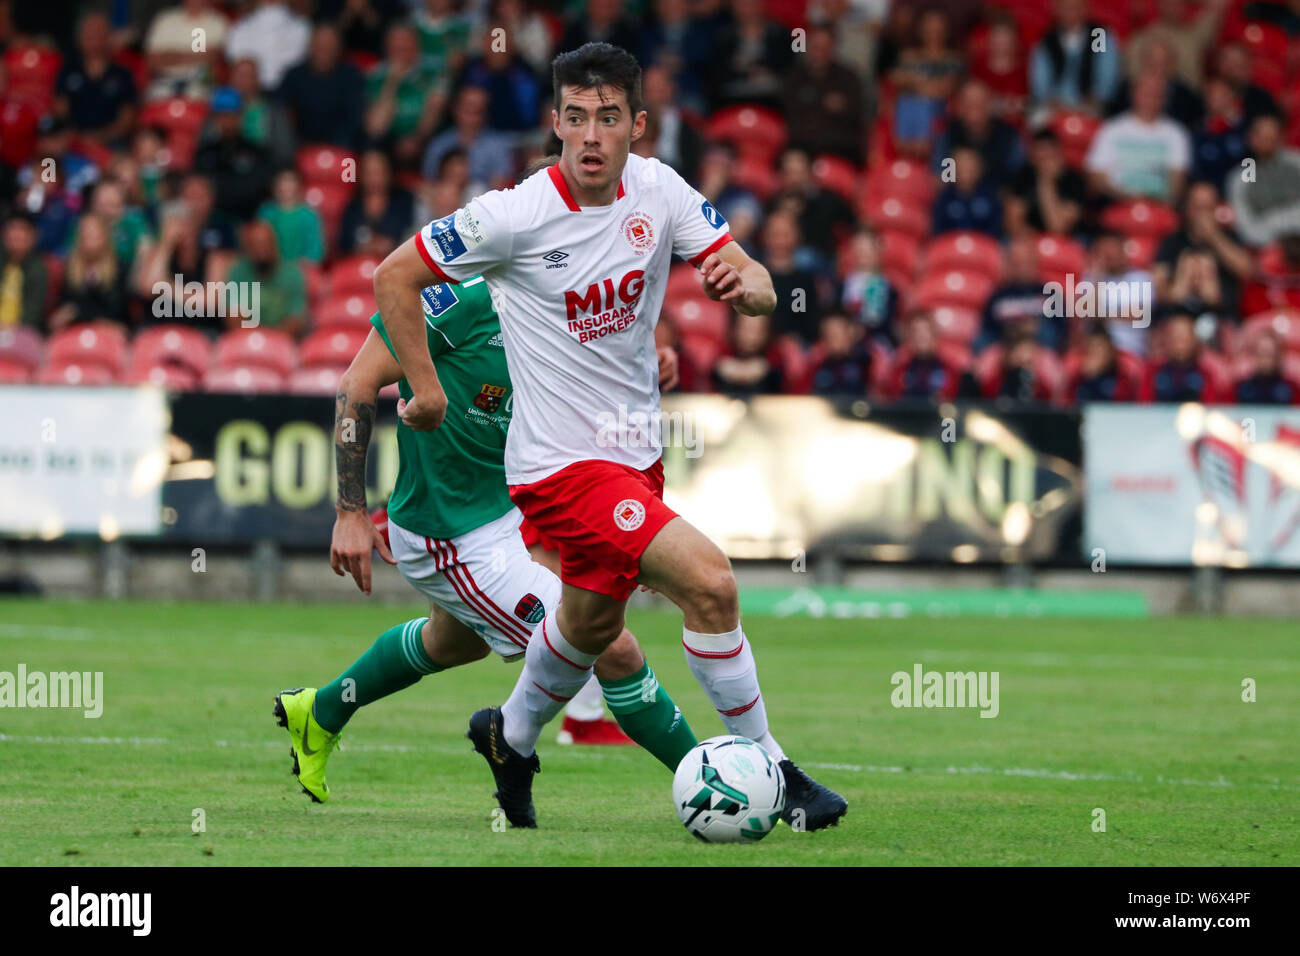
[373,42,847,830]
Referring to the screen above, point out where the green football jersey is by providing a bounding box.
[369,275,514,539]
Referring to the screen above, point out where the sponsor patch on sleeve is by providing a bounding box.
[700,198,726,229]
[421,283,460,317]
[426,214,467,261]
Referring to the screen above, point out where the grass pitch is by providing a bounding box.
[0,598,1296,866]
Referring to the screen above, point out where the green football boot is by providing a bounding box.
[273,687,341,803]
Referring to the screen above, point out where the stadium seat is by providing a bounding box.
[912,269,996,312]
[730,153,779,201]
[877,229,922,279]
[668,297,730,344]
[300,327,368,369]
[139,98,209,169]
[297,144,357,186]
[328,256,382,298]
[204,364,287,393]
[1122,234,1161,270]
[0,358,32,384]
[667,261,707,300]
[704,106,787,163]
[1034,234,1088,284]
[974,344,1066,401]
[3,44,62,111]
[679,333,724,384]
[47,322,128,377]
[924,231,1004,280]
[213,328,298,378]
[864,159,936,206]
[305,182,356,253]
[314,294,376,332]
[1243,309,1300,351]
[289,365,345,395]
[301,260,327,309]
[773,335,811,394]
[863,195,930,240]
[931,305,982,345]
[0,326,45,377]
[127,362,202,390]
[131,324,212,379]
[1050,110,1102,169]
[1100,200,1179,239]
[38,360,117,386]
[811,155,861,205]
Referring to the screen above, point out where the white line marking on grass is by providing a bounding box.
[912,649,1300,672]
[2,733,1295,793]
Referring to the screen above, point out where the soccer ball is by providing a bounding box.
[672,735,785,842]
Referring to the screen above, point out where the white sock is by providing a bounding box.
[682,625,786,762]
[501,608,597,756]
[564,673,606,722]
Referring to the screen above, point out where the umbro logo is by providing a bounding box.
[543,250,569,269]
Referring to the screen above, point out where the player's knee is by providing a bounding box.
[684,562,739,629]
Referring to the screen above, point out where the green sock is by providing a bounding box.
[313,618,443,733]
[600,663,698,771]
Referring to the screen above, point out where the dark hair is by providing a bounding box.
[552,42,643,116]
[518,153,559,183]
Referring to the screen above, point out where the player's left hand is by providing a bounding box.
[699,253,745,303]
[656,345,680,391]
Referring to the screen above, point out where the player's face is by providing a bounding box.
[553,85,646,202]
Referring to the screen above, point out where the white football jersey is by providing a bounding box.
[415,154,734,485]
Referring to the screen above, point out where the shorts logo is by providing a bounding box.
[514,592,546,624]
[620,211,656,255]
[700,199,725,229]
[613,498,646,531]
[473,383,507,413]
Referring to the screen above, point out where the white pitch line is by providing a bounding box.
[1,733,1295,793]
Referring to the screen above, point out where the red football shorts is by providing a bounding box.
[518,515,559,553]
[509,458,676,601]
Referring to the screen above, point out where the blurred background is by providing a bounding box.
[3,0,1300,616]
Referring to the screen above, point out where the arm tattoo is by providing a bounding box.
[335,389,376,513]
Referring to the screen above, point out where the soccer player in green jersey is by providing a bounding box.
[274,274,697,821]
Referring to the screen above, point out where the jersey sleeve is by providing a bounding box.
[665,165,735,267]
[414,189,514,284]
[369,293,453,362]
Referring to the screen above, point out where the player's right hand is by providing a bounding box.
[398,389,448,431]
[330,511,397,595]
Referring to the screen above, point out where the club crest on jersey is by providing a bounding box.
[514,592,546,624]
[620,211,656,255]
[613,498,646,531]
[473,383,507,413]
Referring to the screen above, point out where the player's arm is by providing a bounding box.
[373,236,450,431]
[699,240,776,317]
[331,329,401,594]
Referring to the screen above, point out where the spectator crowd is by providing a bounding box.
[2,0,1300,405]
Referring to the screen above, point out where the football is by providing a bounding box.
[671,735,786,843]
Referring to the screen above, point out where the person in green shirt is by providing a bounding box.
[225,221,307,336]
[256,169,324,265]
[273,275,697,817]
[364,22,447,166]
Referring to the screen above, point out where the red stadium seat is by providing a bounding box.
[865,159,936,206]
[300,260,327,308]
[214,328,298,378]
[204,364,287,393]
[704,106,787,163]
[289,365,345,395]
[131,324,212,378]
[924,231,1004,280]
[667,262,707,301]
[1122,234,1161,270]
[305,182,356,253]
[38,360,117,386]
[680,333,724,384]
[0,358,32,383]
[301,327,368,369]
[127,362,202,390]
[1050,110,1102,169]
[811,155,861,205]
[773,335,811,394]
[913,269,996,312]
[0,326,44,376]
[314,294,376,332]
[668,297,730,344]
[1243,309,1300,351]
[730,153,779,201]
[1100,199,1179,239]
[877,229,922,279]
[328,256,382,298]
[1034,233,1088,283]
[139,98,209,169]
[297,144,357,186]
[47,322,128,377]
[3,44,62,111]
[931,305,982,345]
[863,195,930,240]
